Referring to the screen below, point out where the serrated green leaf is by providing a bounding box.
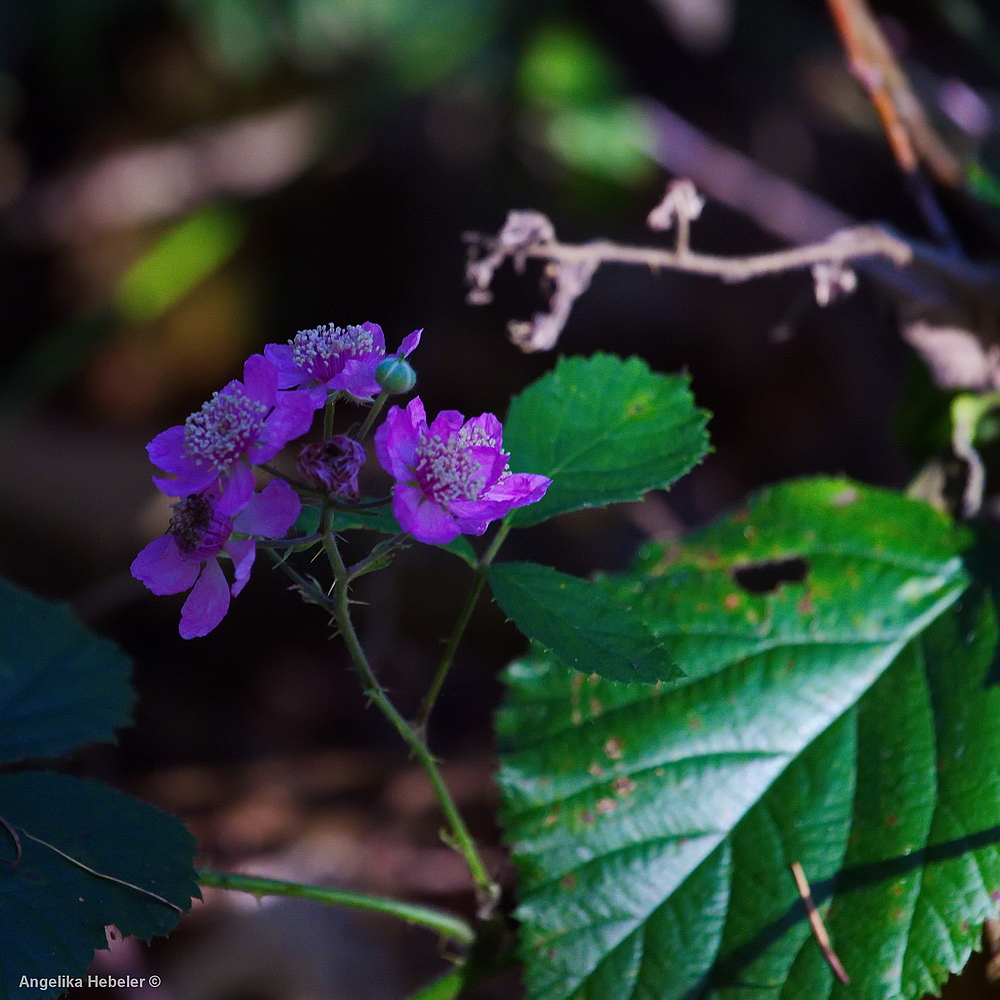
[498,478,974,1000]
[487,562,681,684]
[331,505,476,566]
[0,772,199,999]
[0,578,133,764]
[503,354,710,528]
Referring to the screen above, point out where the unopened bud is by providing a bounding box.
[375,355,417,394]
[297,436,366,500]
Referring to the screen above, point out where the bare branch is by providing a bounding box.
[466,197,913,352]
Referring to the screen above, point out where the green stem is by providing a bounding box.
[197,870,474,946]
[346,532,408,581]
[357,389,391,439]
[321,530,500,913]
[323,394,338,439]
[259,462,317,494]
[414,520,513,737]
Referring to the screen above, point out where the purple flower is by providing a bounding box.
[374,397,550,544]
[131,479,301,639]
[147,354,316,516]
[297,436,366,500]
[264,322,421,403]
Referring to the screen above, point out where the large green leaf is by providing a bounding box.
[502,353,710,527]
[498,479,977,1000]
[0,578,133,764]
[487,562,681,683]
[0,772,199,1000]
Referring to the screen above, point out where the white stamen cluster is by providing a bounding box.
[290,324,376,377]
[184,390,268,467]
[416,433,487,502]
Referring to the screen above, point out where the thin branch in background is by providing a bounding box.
[790,861,850,985]
[824,0,963,250]
[465,200,912,352]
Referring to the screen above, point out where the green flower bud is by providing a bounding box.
[375,355,417,394]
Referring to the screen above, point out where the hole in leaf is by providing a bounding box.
[731,556,809,594]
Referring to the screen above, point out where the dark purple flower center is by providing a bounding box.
[415,430,491,503]
[168,494,233,558]
[184,389,269,468]
[290,324,379,383]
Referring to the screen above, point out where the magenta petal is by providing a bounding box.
[338,359,382,400]
[218,462,255,515]
[450,498,513,521]
[152,462,217,498]
[305,384,328,408]
[131,535,200,595]
[487,472,551,506]
[257,391,317,462]
[406,396,428,432]
[243,353,279,404]
[375,404,420,481]
[393,484,460,544]
[398,328,422,357]
[225,538,256,597]
[147,426,191,474]
[234,479,301,537]
[179,557,230,638]
[264,343,306,388]
[428,409,465,440]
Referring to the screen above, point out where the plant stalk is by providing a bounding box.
[197,870,474,946]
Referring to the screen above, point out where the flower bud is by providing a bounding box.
[375,355,417,395]
[297,436,366,500]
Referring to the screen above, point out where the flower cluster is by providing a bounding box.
[133,321,550,636]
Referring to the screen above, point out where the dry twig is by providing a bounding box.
[465,196,912,352]
[790,860,850,985]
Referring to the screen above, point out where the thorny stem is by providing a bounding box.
[319,528,501,914]
[357,389,391,440]
[414,521,513,738]
[197,870,474,946]
[260,462,316,494]
[345,532,408,581]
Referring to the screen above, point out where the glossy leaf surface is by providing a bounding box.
[498,479,983,1000]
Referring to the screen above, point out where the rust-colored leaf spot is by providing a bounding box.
[604,737,624,760]
[580,810,595,826]
[561,874,577,889]
[596,797,617,815]
[588,762,604,778]
[724,593,741,610]
[885,814,898,827]
[612,776,637,797]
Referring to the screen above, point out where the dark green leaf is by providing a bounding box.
[498,479,973,1000]
[0,772,199,1000]
[503,353,710,527]
[488,562,681,683]
[0,578,133,764]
